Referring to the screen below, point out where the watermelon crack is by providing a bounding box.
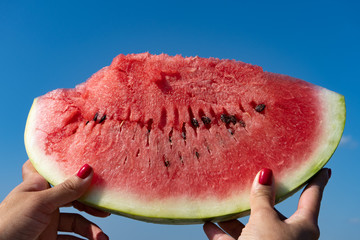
[146,119,154,132]
[158,108,167,131]
[209,107,218,124]
[181,122,187,142]
[146,119,153,147]
[168,128,174,148]
[239,101,246,112]
[173,107,180,126]
[163,155,170,167]
[193,148,200,159]
[178,151,184,165]
[135,149,140,157]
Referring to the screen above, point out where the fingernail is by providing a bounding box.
[328,168,332,179]
[258,168,273,185]
[97,232,109,240]
[77,164,92,179]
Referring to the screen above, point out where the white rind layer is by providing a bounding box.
[24,87,345,224]
[25,99,68,186]
[275,87,345,201]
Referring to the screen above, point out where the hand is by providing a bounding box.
[0,160,110,240]
[204,168,331,240]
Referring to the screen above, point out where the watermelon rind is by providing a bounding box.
[274,89,345,203]
[24,86,345,225]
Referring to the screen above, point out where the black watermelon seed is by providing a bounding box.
[181,123,186,140]
[164,160,170,167]
[85,120,90,125]
[195,151,200,159]
[229,115,237,125]
[220,114,229,124]
[221,114,237,125]
[255,104,266,113]
[181,132,186,140]
[239,119,246,127]
[201,116,211,125]
[228,128,235,135]
[169,128,173,143]
[93,112,99,121]
[191,118,200,128]
[99,115,106,124]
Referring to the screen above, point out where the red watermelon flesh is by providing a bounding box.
[25,53,345,223]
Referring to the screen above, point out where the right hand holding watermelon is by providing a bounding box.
[203,168,331,240]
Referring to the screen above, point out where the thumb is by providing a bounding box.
[250,168,275,214]
[40,164,93,211]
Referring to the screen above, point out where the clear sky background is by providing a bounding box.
[0,0,359,239]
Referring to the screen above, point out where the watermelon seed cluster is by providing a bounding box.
[220,114,238,125]
[86,112,107,125]
[83,103,266,168]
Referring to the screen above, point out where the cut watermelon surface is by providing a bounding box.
[25,53,345,224]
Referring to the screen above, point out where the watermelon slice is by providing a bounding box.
[24,53,345,224]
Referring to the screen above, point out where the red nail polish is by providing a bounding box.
[77,164,92,179]
[259,168,273,185]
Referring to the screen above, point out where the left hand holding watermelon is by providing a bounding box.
[203,168,331,240]
[0,160,110,240]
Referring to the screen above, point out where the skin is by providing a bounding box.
[0,160,110,240]
[203,168,331,240]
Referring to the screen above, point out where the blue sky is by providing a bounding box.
[0,0,359,239]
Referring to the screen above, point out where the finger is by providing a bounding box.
[288,168,331,225]
[250,168,276,215]
[22,160,38,180]
[218,219,245,239]
[203,222,235,240]
[58,213,109,240]
[16,175,50,193]
[38,210,60,240]
[18,160,49,192]
[73,201,111,218]
[40,164,93,211]
[57,234,86,240]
